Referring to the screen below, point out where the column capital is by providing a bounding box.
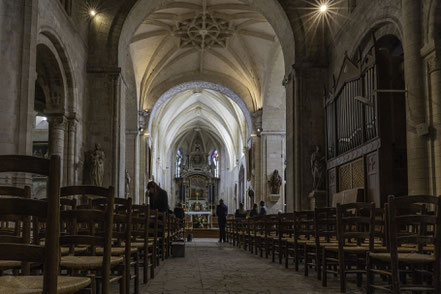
[47,114,67,129]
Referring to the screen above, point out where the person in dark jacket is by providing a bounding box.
[147,181,169,213]
[259,200,267,216]
[174,203,185,219]
[216,199,228,243]
[234,203,247,219]
[249,203,259,217]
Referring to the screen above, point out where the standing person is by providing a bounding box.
[216,199,228,243]
[259,200,267,216]
[249,203,259,217]
[147,181,169,213]
[174,203,185,219]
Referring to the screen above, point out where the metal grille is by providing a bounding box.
[338,164,352,191]
[352,159,364,188]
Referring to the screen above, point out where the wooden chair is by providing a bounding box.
[273,213,293,264]
[252,216,266,257]
[131,204,157,283]
[263,215,278,259]
[0,155,90,293]
[284,211,315,270]
[0,185,32,275]
[322,202,379,292]
[156,212,166,265]
[59,185,123,294]
[93,197,139,294]
[366,195,441,293]
[304,207,337,280]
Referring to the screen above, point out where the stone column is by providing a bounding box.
[86,67,123,192]
[0,0,37,156]
[402,0,429,194]
[66,115,77,185]
[126,130,139,203]
[48,114,66,181]
[292,64,327,210]
[427,54,441,194]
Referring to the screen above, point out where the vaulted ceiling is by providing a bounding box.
[129,0,282,112]
[151,88,247,168]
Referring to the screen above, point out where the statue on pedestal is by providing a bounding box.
[269,169,282,194]
[85,143,105,186]
[310,145,325,191]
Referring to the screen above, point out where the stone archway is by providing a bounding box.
[147,81,253,138]
[115,0,296,208]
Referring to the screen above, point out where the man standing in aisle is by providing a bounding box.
[216,199,228,243]
[147,181,169,213]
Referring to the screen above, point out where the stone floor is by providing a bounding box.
[128,238,363,294]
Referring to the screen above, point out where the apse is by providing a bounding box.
[149,88,248,210]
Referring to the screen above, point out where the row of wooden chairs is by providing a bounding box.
[227,197,441,293]
[0,155,184,294]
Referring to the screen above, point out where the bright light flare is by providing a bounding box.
[89,9,97,17]
[298,0,346,42]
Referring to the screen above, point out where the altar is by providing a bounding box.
[185,211,213,228]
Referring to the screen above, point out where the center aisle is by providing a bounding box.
[133,239,362,294]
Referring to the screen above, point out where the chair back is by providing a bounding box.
[293,210,314,244]
[60,185,115,293]
[388,195,441,253]
[0,155,61,293]
[336,202,375,249]
[314,207,337,245]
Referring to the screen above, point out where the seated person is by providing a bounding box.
[234,203,247,219]
[174,203,185,219]
[249,203,259,217]
[259,200,267,216]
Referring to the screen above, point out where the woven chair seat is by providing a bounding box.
[296,239,315,244]
[305,241,339,247]
[370,252,435,264]
[0,275,91,294]
[121,241,153,248]
[60,247,88,256]
[95,247,138,256]
[0,260,21,268]
[324,245,388,253]
[60,256,123,270]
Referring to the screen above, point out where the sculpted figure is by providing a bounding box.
[311,145,325,190]
[86,144,105,186]
[125,169,131,197]
[269,170,282,194]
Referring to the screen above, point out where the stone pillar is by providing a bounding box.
[426,54,441,194]
[86,67,124,192]
[48,114,66,181]
[260,131,285,214]
[66,115,77,185]
[402,0,429,194]
[126,130,139,203]
[0,0,37,156]
[292,64,327,210]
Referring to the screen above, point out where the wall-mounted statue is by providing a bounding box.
[125,169,131,197]
[248,186,255,199]
[269,169,282,194]
[84,143,105,186]
[311,145,325,191]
